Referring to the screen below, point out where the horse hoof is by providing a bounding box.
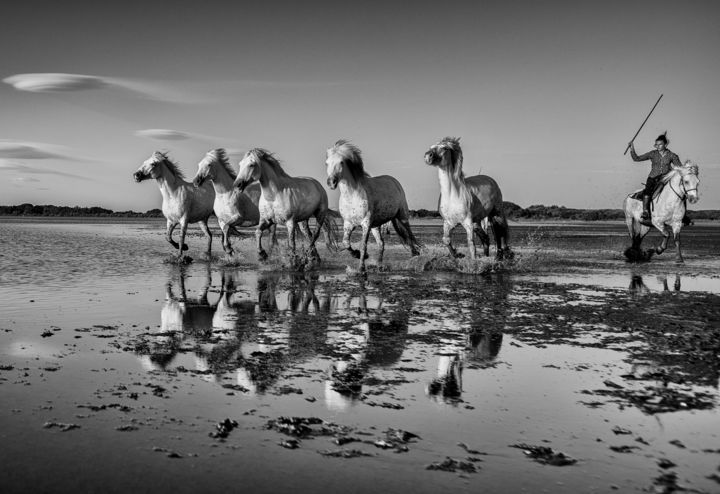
[258,250,268,261]
[182,243,189,251]
[454,253,465,259]
[675,258,684,264]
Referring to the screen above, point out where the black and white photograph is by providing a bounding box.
[1,1,719,492]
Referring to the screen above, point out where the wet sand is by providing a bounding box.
[1,219,719,493]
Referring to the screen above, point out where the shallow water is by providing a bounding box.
[1,219,719,493]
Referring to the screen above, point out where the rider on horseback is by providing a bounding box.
[629,132,682,223]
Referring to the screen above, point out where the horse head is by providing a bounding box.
[424,137,463,180]
[133,151,167,182]
[325,139,365,189]
[233,149,263,192]
[192,151,217,188]
[678,161,699,204]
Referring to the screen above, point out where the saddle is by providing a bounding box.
[628,179,666,201]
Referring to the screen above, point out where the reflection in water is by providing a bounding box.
[427,332,503,402]
[629,273,682,296]
[427,275,509,404]
[325,281,411,411]
[138,265,214,371]
[134,268,514,409]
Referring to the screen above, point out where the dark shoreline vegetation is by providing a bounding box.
[2,202,719,221]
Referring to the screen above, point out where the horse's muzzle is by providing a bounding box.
[327,177,338,190]
[424,151,438,165]
[133,171,146,182]
[688,193,699,204]
[192,177,204,188]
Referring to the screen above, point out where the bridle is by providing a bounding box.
[668,170,698,200]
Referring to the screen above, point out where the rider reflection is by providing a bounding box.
[628,273,681,295]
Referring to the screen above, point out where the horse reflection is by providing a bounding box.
[137,265,214,371]
[426,276,509,404]
[427,331,503,402]
[628,273,682,296]
[233,272,335,393]
[194,269,260,379]
[325,280,410,411]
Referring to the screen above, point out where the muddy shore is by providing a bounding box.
[1,219,719,493]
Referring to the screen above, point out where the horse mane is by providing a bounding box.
[439,137,464,181]
[209,148,236,179]
[661,160,699,184]
[248,148,291,178]
[154,151,185,179]
[331,139,369,181]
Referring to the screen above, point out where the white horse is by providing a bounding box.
[192,148,275,255]
[624,161,700,263]
[325,140,421,271]
[232,148,338,262]
[134,151,214,261]
[424,137,511,260]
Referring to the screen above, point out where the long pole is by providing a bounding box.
[624,94,663,155]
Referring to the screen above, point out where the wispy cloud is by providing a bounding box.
[3,73,203,103]
[134,128,235,145]
[0,159,90,180]
[134,129,192,141]
[0,141,72,160]
[13,176,40,182]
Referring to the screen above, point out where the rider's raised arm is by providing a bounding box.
[630,147,652,162]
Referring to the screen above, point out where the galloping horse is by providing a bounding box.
[134,151,214,260]
[232,148,338,262]
[424,137,511,259]
[325,140,421,271]
[192,148,272,255]
[624,161,699,263]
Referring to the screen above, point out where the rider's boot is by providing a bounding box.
[640,195,653,226]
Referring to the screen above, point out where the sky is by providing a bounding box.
[1,0,719,211]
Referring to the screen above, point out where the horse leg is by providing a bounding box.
[475,222,491,257]
[308,211,328,256]
[269,224,278,251]
[199,219,212,257]
[655,224,669,255]
[443,221,461,258]
[672,224,684,263]
[371,227,384,263]
[286,219,298,260]
[177,221,189,261]
[462,219,476,260]
[220,220,233,255]
[166,220,187,251]
[358,223,371,272]
[299,221,319,260]
[344,223,364,259]
[256,220,271,261]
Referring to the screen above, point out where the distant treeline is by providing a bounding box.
[1,202,718,221]
[0,203,163,218]
[409,201,720,221]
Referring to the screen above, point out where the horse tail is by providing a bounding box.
[390,217,423,255]
[320,209,341,251]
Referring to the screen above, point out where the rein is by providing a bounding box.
[667,172,697,201]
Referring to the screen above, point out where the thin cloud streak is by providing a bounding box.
[3,73,206,104]
[134,129,192,141]
[134,128,237,145]
[0,159,91,180]
[0,140,95,163]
